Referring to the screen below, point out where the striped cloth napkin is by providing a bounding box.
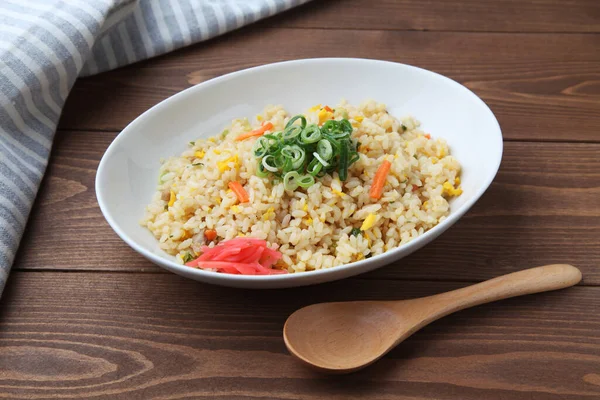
[0,0,310,294]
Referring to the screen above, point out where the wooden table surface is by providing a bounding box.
[2,1,600,398]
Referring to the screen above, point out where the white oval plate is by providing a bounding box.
[96,58,502,288]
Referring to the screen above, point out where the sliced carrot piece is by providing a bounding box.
[235,122,273,141]
[204,229,217,241]
[369,160,392,200]
[228,181,250,203]
[323,105,333,112]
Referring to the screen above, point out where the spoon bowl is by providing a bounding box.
[284,301,405,372]
[284,264,582,373]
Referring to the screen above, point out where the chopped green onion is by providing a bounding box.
[300,124,321,144]
[285,115,307,130]
[282,124,303,141]
[282,145,306,170]
[297,174,315,188]
[252,138,269,158]
[188,141,196,146]
[192,163,204,167]
[313,152,329,167]
[317,139,333,161]
[351,228,362,236]
[158,171,167,184]
[253,114,360,191]
[274,153,290,171]
[338,139,350,181]
[340,119,353,133]
[307,158,323,176]
[262,155,279,172]
[256,162,269,178]
[283,171,300,191]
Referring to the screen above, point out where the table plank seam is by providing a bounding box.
[8,268,597,287]
[262,26,600,35]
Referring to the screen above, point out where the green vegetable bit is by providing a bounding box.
[351,228,362,236]
[252,114,360,190]
[401,124,407,132]
[158,171,168,184]
[182,252,196,263]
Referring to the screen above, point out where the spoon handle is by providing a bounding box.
[410,264,581,321]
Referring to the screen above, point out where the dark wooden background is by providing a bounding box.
[2,1,600,398]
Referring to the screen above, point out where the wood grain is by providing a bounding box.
[6,1,600,398]
[13,130,600,284]
[277,0,600,33]
[0,271,598,399]
[58,29,600,142]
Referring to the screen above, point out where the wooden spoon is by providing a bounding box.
[284,264,581,374]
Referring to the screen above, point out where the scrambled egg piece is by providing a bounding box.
[363,231,372,246]
[318,109,334,125]
[443,181,463,197]
[331,189,346,198]
[217,155,239,172]
[262,207,275,221]
[194,150,205,159]
[360,213,378,231]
